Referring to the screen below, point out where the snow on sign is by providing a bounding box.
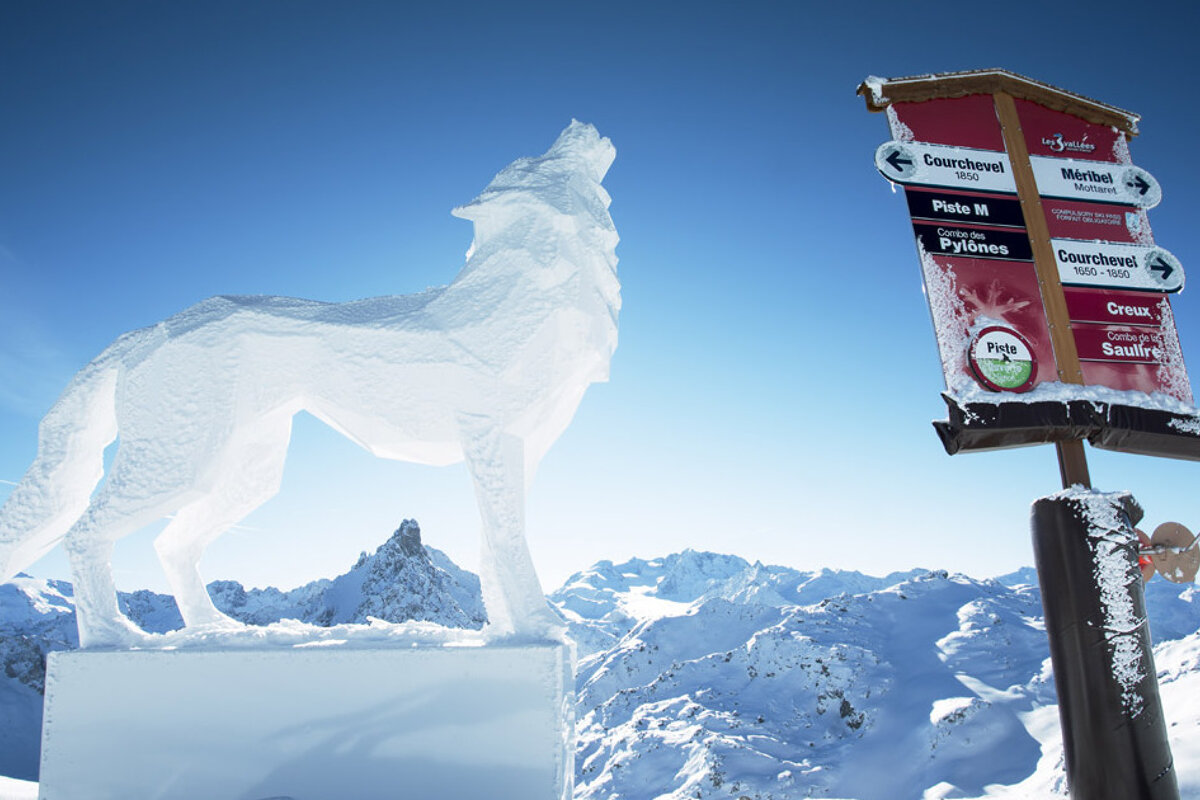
[1053,239,1184,293]
[874,141,1016,194]
[1031,156,1162,208]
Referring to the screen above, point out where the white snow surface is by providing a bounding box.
[861,75,888,107]
[0,121,619,648]
[552,553,1200,799]
[0,776,35,800]
[8,540,1200,797]
[950,379,1200,418]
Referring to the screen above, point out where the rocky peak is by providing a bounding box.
[334,519,484,629]
[395,519,425,559]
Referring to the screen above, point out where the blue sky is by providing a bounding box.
[2,0,1198,593]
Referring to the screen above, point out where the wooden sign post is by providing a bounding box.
[993,88,1092,487]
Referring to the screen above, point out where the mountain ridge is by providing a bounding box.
[4,531,1200,798]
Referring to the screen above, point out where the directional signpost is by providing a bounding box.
[860,69,1200,800]
[864,71,1194,440]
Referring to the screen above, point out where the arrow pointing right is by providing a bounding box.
[1129,174,1151,196]
[1151,256,1174,281]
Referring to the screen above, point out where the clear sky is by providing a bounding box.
[2,0,1198,594]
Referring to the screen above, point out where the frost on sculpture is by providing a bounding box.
[0,121,619,648]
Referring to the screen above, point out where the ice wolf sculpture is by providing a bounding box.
[0,121,619,648]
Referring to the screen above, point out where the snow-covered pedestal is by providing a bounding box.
[39,642,574,800]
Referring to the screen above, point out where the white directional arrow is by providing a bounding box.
[874,140,1016,194]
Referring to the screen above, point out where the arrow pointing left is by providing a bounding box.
[874,142,918,181]
[886,150,913,172]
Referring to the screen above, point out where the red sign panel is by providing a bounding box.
[889,95,1005,152]
[1074,325,1164,364]
[888,100,1053,394]
[1064,288,1164,327]
[1080,360,1172,395]
[1013,93,1189,401]
[1042,199,1149,244]
[1014,98,1123,163]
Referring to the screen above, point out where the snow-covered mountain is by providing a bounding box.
[558,558,1053,799]
[205,518,485,629]
[0,519,482,781]
[0,575,76,782]
[5,534,1200,798]
[552,552,1200,799]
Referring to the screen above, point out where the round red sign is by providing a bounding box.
[967,325,1038,393]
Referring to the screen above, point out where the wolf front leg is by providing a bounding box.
[459,417,566,641]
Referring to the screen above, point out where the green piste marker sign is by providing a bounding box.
[967,325,1037,393]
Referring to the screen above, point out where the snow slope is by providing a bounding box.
[0,776,35,800]
[5,541,1200,798]
[554,553,1200,799]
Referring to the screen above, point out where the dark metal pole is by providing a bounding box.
[1032,491,1178,799]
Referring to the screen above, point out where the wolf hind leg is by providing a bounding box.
[63,435,214,648]
[155,415,295,629]
[0,365,118,583]
[65,535,154,648]
[66,490,202,648]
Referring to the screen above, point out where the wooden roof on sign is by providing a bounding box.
[857,68,1140,137]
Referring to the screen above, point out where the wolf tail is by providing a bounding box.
[0,359,120,582]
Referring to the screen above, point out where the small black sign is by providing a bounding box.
[913,221,1033,261]
[906,189,1026,229]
